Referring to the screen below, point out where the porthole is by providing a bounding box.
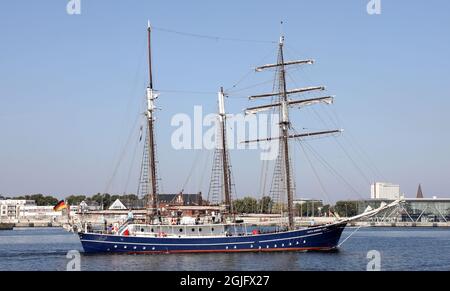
[191,228,195,232]
[179,228,183,232]
[211,228,215,231]
[199,228,202,232]
[141,228,144,232]
[150,228,154,232]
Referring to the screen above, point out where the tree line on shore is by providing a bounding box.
[1,193,360,217]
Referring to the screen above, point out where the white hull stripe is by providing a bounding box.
[259,232,322,243]
[81,239,255,246]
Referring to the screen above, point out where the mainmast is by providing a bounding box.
[146,21,158,221]
[218,87,232,214]
[277,36,295,229]
[244,35,341,230]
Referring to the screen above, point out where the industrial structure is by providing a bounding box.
[360,184,450,224]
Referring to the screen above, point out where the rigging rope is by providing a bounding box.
[152,26,277,44]
[284,70,374,199]
[294,133,332,203]
[344,131,386,181]
[180,150,203,193]
[104,39,147,194]
[104,112,142,194]
[123,129,141,194]
[320,105,386,181]
[198,149,212,195]
[338,225,363,247]
[333,137,372,185]
[304,102,373,187]
[157,89,215,95]
[225,45,278,92]
[302,140,362,197]
[227,79,275,94]
[284,67,386,184]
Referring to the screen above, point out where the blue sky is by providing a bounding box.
[1,0,449,203]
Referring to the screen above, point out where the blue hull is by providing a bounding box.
[78,223,347,254]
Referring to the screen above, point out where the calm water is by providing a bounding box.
[0,227,449,271]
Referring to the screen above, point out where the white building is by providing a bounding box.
[0,200,34,219]
[19,205,62,219]
[0,199,61,221]
[371,182,402,200]
[109,199,127,210]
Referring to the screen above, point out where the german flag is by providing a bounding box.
[53,200,68,211]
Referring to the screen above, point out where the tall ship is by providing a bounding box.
[76,23,399,254]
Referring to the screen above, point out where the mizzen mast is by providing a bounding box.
[245,35,341,230]
[208,87,234,215]
[146,21,159,221]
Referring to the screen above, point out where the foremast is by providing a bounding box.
[217,87,233,215]
[146,21,159,222]
[244,35,341,230]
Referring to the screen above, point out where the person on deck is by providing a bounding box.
[127,210,134,223]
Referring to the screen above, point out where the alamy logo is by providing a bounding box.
[367,0,382,15]
[170,106,280,161]
[366,250,381,271]
[66,250,81,271]
[67,0,81,15]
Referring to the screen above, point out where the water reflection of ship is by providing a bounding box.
[76,22,399,254]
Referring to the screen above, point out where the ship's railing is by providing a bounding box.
[80,219,289,236]
[129,223,227,237]
[126,223,288,237]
